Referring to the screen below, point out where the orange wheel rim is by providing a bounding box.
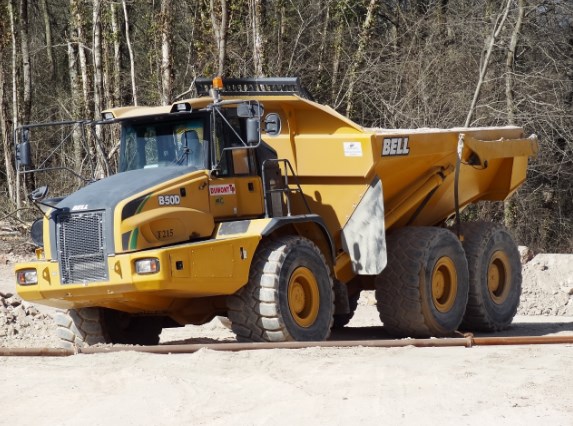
[287,267,320,328]
[488,251,511,304]
[431,257,458,313]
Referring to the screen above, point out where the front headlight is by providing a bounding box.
[16,269,38,286]
[135,258,160,275]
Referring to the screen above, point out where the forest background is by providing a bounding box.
[0,0,571,252]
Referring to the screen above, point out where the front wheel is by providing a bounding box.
[55,308,163,349]
[228,236,334,342]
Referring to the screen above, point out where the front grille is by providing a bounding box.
[57,211,108,284]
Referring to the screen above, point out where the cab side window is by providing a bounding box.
[213,111,257,176]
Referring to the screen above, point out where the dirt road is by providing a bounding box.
[1,250,572,425]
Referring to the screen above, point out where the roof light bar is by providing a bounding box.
[195,77,313,100]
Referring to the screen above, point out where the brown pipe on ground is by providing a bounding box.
[0,347,74,357]
[471,335,573,346]
[1,334,572,357]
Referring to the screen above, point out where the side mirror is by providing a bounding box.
[246,118,260,145]
[264,113,282,136]
[30,218,44,248]
[29,186,49,202]
[16,130,32,168]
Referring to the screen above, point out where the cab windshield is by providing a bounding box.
[119,118,206,172]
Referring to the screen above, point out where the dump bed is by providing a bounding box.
[251,95,537,244]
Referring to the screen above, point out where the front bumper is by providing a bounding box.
[15,235,260,310]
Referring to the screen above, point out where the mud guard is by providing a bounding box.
[341,177,387,275]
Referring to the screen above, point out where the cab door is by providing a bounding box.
[209,146,264,220]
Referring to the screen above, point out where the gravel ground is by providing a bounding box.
[1,236,572,425]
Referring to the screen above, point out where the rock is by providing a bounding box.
[518,246,534,264]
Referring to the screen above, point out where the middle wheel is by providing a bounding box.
[376,227,469,337]
[228,235,334,342]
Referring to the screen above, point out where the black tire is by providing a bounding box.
[332,292,360,329]
[228,236,334,342]
[55,308,162,349]
[458,221,522,331]
[55,308,109,350]
[375,227,469,338]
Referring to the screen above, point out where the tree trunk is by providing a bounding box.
[9,0,21,212]
[70,0,91,117]
[210,0,228,76]
[92,0,109,178]
[437,0,452,41]
[330,4,345,105]
[275,0,286,73]
[251,0,265,77]
[345,0,378,117]
[93,0,104,119]
[315,0,330,92]
[39,0,54,78]
[160,0,173,105]
[505,0,524,125]
[19,0,31,125]
[504,0,525,229]
[464,0,512,127]
[110,2,121,107]
[0,47,16,204]
[122,0,138,105]
[67,41,83,167]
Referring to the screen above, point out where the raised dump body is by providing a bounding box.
[14,77,538,346]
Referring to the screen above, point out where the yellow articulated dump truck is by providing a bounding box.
[14,77,538,347]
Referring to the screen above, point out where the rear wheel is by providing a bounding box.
[228,236,334,342]
[459,222,522,331]
[332,292,360,329]
[55,308,163,349]
[375,227,469,338]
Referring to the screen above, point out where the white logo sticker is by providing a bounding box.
[382,137,410,156]
[71,204,89,211]
[158,195,181,206]
[343,142,363,157]
[209,184,236,196]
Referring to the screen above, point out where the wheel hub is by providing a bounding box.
[287,267,320,328]
[488,251,511,304]
[431,257,458,313]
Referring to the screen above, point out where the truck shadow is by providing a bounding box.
[468,319,573,338]
[331,319,573,341]
[159,318,573,345]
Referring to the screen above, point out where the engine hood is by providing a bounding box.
[49,167,199,256]
[56,167,194,212]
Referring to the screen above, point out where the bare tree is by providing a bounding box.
[109,1,121,107]
[345,0,379,117]
[19,0,31,125]
[70,0,91,116]
[251,0,265,76]
[210,0,228,75]
[0,1,16,203]
[39,0,55,78]
[330,2,345,104]
[67,40,83,166]
[464,0,512,127]
[93,0,104,119]
[92,0,109,177]
[8,0,20,211]
[160,0,173,105]
[122,0,137,105]
[505,0,525,125]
